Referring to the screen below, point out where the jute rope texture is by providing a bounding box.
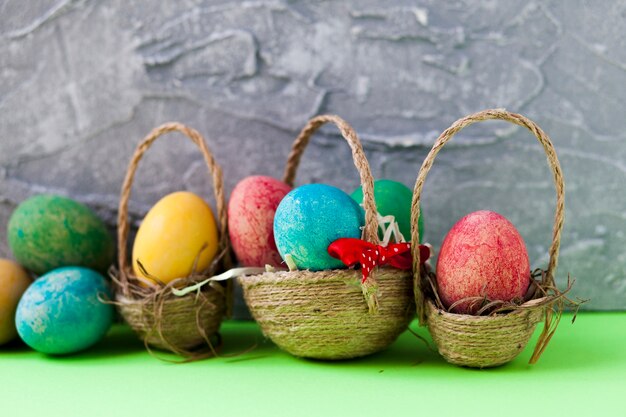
[242,268,414,360]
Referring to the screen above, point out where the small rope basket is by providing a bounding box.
[411,109,568,368]
[110,123,232,359]
[239,115,414,360]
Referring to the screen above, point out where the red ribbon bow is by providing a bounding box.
[328,238,430,283]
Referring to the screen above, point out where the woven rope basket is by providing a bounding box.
[111,123,232,358]
[239,115,414,360]
[410,109,566,368]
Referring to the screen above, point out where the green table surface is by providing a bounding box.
[1,312,624,417]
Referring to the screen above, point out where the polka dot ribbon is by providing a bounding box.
[328,238,431,283]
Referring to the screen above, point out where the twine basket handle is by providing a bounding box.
[283,114,379,245]
[117,122,231,293]
[410,109,565,323]
[282,115,381,311]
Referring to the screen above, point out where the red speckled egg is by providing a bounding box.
[436,210,530,314]
[228,176,292,267]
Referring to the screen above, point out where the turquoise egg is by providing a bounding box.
[351,179,424,243]
[274,184,364,271]
[15,267,114,355]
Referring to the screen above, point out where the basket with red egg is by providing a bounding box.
[111,123,232,359]
[411,109,574,368]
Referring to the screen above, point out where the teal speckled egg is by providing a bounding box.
[274,184,364,271]
[15,267,114,355]
[351,179,424,243]
[8,195,115,275]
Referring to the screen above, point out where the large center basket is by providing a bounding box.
[239,115,415,360]
[411,109,567,368]
[111,122,232,358]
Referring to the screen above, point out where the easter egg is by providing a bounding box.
[274,184,364,271]
[351,179,424,242]
[133,191,219,284]
[0,259,32,345]
[228,176,292,267]
[8,195,115,275]
[436,210,531,314]
[15,267,114,354]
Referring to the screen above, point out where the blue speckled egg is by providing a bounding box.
[274,184,365,271]
[15,267,114,355]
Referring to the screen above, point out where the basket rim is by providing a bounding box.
[114,289,223,305]
[239,266,413,284]
[424,296,546,322]
[110,266,225,303]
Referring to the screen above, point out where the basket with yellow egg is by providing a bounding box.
[239,115,427,360]
[111,123,231,359]
[411,109,576,368]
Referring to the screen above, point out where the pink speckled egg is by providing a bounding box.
[436,210,530,315]
[228,176,292,267]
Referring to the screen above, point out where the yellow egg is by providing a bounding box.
[0,259,32,345]
[132,191,219,284]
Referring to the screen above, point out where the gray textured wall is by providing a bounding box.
[1,1,624,309]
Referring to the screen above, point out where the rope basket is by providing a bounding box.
[239,115,414,360]
[411,109,567,368]
[111,123,232,358]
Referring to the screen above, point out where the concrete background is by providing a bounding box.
[1,1,624,309]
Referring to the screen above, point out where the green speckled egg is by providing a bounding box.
[7,195,115,275]
[351,179,424,243]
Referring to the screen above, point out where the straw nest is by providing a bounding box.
[240,114,415,360]
[111,122,231,359]
[410,109,573,368]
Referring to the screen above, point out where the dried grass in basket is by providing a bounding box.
[410,109,571,368]
[110,122,232,359]
[239,115,414,360]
